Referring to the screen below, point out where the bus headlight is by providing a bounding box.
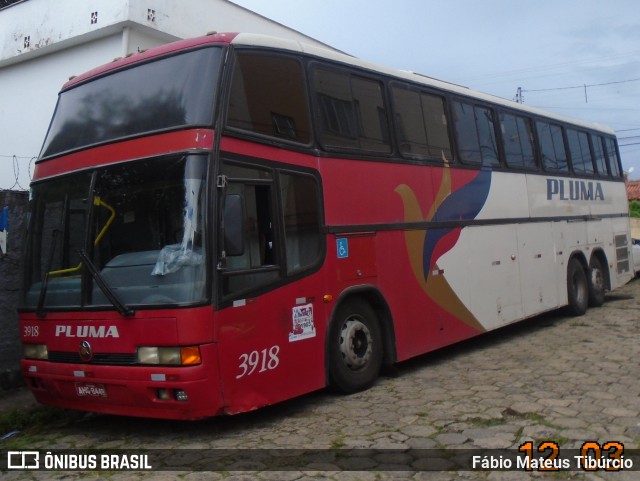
[137,346,201,366]
[23,343,48,360]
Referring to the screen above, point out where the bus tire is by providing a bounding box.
[588,256,606,307]
[328,299,383,394]
[567,258,588,316]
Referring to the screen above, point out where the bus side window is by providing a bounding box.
[452,101,500,166]
[225,183,277,267]
[604,137,622,178]
[392,85,453,161]
[221,164,280,297]
[566,128,595,175]
[280,172,321,274]
[314,67,391,154]
[591,134,608,177]
[227,52,311,144]
[499,112,536,170]
[536,121,569,173]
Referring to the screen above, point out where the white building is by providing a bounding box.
[0,0,338,190]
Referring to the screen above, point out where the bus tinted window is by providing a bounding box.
[604,137,622,178]
[500,113,536,170]
[281,172,321,274]
[222,164,279,296]
[314,68,391,153]
[227,53,311,143]
[536,121,568,172]
[591,135,608,177]
[41,47,222,158]
[392,86,452,161]
[453,101,499,166]
[566,129,594,175]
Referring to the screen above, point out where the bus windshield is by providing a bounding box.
[23,154,208,312]
[40,47,222,158]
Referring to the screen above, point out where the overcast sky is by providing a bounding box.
[2,0,638,190]
[233,0,640,178]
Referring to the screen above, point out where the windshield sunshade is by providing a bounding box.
[40,47,222,158]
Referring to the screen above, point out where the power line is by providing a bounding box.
[523,77,640,93]
[514,77,640,104]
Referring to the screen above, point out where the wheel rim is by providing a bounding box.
[591,263,604,292]
[339,318,373,370]
[573,270,587,305]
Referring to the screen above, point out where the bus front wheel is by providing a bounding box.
[328,299,383,394]
[567,258,588,316]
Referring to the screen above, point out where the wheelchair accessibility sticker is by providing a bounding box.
[336,238,349,259]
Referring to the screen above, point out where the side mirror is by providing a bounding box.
[223,194,244,257]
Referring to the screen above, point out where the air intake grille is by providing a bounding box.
[615,234,630,275]
[48,351,137,365]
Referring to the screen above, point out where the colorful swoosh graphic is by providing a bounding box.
[395,162,492,331]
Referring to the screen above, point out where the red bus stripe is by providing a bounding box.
[33,129,215,181]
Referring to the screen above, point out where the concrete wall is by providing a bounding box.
[0,34,128,189]
[630,217,640,240]
[0,190,28,389]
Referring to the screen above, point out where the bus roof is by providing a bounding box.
[62,31,614,135]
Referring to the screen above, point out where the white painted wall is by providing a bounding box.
[0,0,338,190]
[0,34,122,189]
[0,0,130,65]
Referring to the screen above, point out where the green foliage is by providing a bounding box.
[630,200,640,218]
[0,406,79,436]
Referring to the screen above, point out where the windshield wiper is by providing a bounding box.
[78,249,134,317]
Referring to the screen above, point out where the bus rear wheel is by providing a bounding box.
[588,256,606,307]
[567,258,588,316]
[328,299,383,394]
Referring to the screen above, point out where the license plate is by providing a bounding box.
[75,382,107,397]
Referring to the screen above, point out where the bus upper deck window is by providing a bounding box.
[227,52,311,144]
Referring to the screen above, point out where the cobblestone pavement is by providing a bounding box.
[2,278,639,480]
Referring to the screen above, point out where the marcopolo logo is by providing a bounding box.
[546,178,605,201]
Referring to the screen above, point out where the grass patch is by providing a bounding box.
[0,405,81,442]
[330,436,346,449]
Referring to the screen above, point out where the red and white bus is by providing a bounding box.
[20,32,633,420]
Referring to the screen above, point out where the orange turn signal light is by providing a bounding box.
[181,346,202,365]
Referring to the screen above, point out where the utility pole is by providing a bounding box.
[514,87,524,104]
